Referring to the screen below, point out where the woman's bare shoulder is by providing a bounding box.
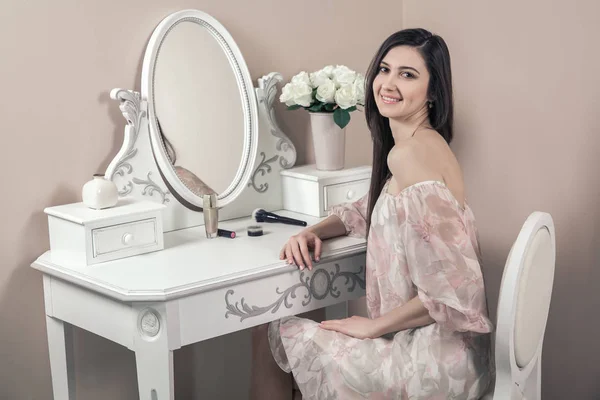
[387,129,465,202]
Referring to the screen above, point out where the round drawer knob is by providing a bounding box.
[122,233,134,245]
[346,190,355,200]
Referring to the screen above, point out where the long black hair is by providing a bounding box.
[364,28,454,235]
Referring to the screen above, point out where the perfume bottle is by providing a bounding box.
[203,194,218,239]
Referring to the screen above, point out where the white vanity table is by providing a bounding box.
[31,9,371,399]
[33,210,366,399]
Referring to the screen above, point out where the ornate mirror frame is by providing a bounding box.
[105,10,296,232]
[143,9,258,211]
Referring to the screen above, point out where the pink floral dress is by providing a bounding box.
[268,180,494,399]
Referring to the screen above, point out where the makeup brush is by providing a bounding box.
[252,208,307,227]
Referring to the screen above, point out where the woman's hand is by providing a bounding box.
[279,229,322,270]
[319,316,380,339]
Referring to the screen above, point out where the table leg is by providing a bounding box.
[135,343,174,400]
[46,316,75,399]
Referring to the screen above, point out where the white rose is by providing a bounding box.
[315,79,336,103]
[335,84,358,109]
[332,65,357,87]
[310,69,330,88]
[291,71,311,86]
[279,82,313,107]
[333,65,353,74]
[353,74,366,105]
[321,65,335,78]
[279,83,294,106]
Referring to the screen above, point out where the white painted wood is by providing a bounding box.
[34,213,366,398]
[323,179,370,211]
[92,218,157,257]
[177,255,365,344]
[280,164,371,184]
[135,346,174,400]
[135,347,174,400]
[48,277,136,350]
[107,74,296,233]
[47,217,87,267]
[133,303,178,400]
[108,70,296,232]
[33,210,366,301]
[103,9,298,234]
[45,197,165,225]
[281,164,371,217]
[45,198,165,265]
[46,316,76,400]
[43,276,76,400]
[282,177,322,217]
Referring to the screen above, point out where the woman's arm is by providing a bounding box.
[319,296,434,339]
[279,215,347,270]
[281,192,370,270]
[307,214,348,240]
[372,296,435,337]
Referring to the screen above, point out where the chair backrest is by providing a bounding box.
[492,212,556,400]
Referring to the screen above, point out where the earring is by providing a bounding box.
[428,101,433,109]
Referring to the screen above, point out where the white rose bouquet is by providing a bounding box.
[279,65,365,129]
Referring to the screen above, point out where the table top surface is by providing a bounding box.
[32,210,367,301]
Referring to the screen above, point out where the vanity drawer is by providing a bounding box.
[323,179,370,211]
[281,164,372,217]
[45,198,165,266]
[92,218,158,257]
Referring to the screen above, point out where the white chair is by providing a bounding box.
[482,211,556,399]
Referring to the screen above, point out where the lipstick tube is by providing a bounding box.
[217,229,236,239]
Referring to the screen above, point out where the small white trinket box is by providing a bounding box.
[44,197,166,265]
[281,164,371,217]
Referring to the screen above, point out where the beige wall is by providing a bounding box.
[4,0,593,398]
[404,1,600,399]
[0,0,395,399]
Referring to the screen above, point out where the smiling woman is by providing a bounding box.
[252,28,494,400]
[375,54,430,113]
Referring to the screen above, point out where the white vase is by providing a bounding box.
[309,112,346,171]
[82,174,119,209]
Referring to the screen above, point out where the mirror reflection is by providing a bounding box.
[153,20,245,198]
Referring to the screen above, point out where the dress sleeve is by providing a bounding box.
[328,192,369,238]
[403,191,494,334]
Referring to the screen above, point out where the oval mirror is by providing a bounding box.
[142,10,258,211]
